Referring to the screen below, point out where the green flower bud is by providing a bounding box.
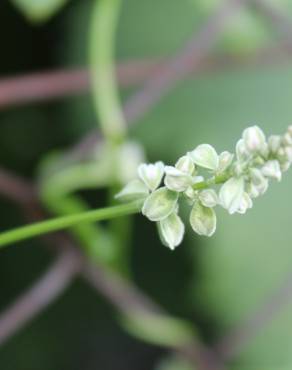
[242,125,266,153]
[142,187,178,222]
[158,212,185,250]
[199,189,218,208]
[219,177,244,214]
[164,166,192,192]
[115,179,149,202]
[138,161,164,191]
[188,144,219,171]
[261,160,282,181]
[218,151,234,173]
[175,155,195,175]
[190,202,216,237]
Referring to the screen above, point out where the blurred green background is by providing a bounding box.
[1,0,292,369]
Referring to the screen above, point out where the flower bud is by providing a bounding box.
[115,179,149,202]
[268,135,281,154]
[236,139,250,162]
[237,192,253,214]
[281,161,291,172]
[261,160,282,181]
[283,133,292,146]
[158,212,185,250]
[199,189,218,208]
[175,155,195,175]
[218,151,234,173]
[219,177,244,214]
[138,161,164,191]
[188,144,219,171]
[190,202,216,237]
[142,187,178,221]
[246,182,260,198]
[242,125,266,153]
[164,166,192,192]
[249,167,265,186]
[285,147,292,162]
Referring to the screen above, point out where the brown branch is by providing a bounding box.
[0,60,163,110]
[0,168,36,205]
[123,0,247,125]
[0,249,80,346]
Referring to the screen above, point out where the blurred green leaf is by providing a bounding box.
[11,0,70,22]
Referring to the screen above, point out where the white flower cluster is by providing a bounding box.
[116,126,292,250]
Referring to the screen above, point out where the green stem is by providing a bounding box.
[193,171,231,190]
[89,0,126,143]
[0,202,141,249]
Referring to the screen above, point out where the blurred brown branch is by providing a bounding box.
[0,248,80,346]
[0,60,163,110]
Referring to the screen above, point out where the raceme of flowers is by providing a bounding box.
[115,126,292,250]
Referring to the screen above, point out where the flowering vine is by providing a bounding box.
[116,125,292,250]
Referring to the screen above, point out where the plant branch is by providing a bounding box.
[0,201,141,249]
[0,249,80,346]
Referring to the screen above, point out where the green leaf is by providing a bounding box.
[11,0,70,22]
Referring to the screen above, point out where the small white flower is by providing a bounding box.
[246,182,260,198]
[199,189,218,208]
[142,187,178,222]
[285,147,292,162]
[188,144,219,171]
[158,212,185,250]
[115,179,149,202]
[268,135,281,154]
[242,125,266,153]
[249,168,269,195]
[261,160,282,182]
[281,161,291,172]
[283,133,292,146]
[237,192,253,214]
[175,155,195,175]
[218,151,234,173]
[236,139,250,162]
[190,202,216,237]
[164,166,192,192]
[219,177,244,214]
[138,161,164,191]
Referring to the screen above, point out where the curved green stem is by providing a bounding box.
[89,0,126,143]
[0,202,141,249]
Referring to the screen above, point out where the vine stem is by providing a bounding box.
[89,0,126,142]
[0,202,141,249]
